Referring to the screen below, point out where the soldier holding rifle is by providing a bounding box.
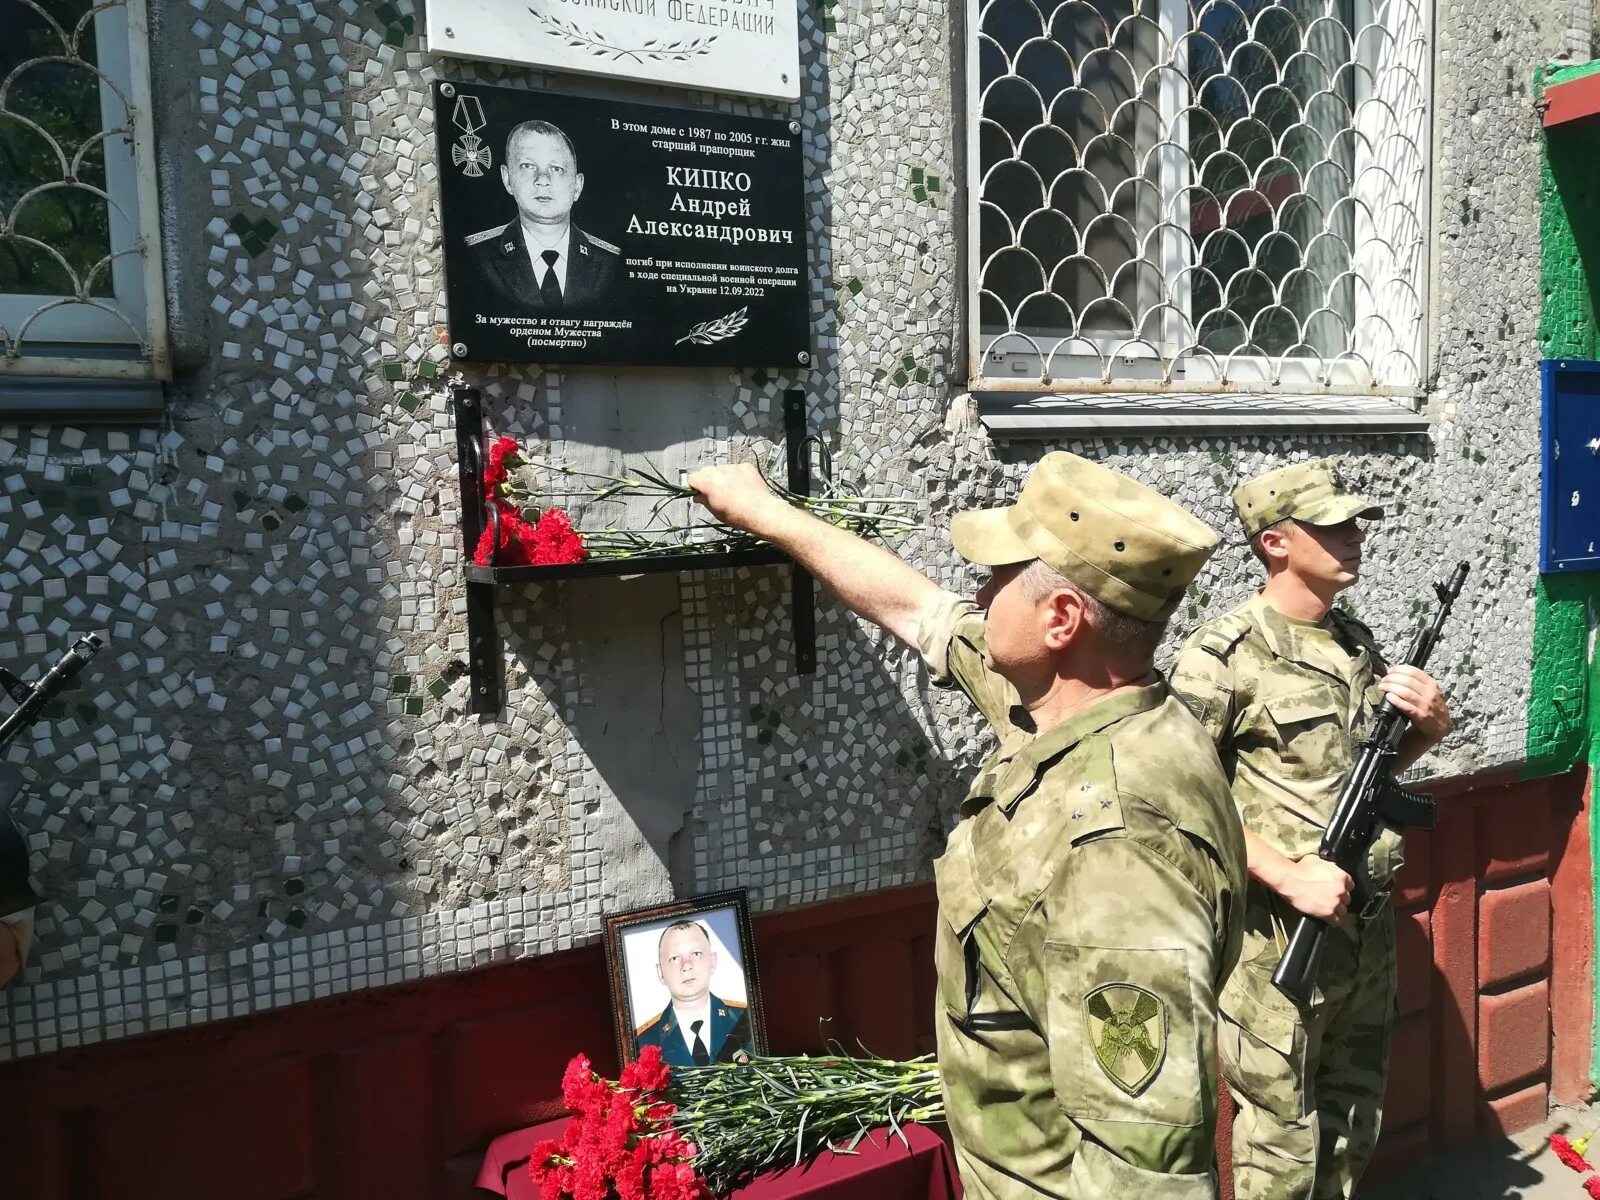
[1171,461,1453,1200]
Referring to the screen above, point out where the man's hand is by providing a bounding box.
[686,463,786,534]
[1380,664,1451,746]
[1273,855,1354,923]
[687,461,940,647]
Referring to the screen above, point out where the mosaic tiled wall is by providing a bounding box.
[0,0,1588,1060]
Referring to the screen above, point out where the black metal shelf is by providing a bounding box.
[452,384,817,712]
[462,547,789,584]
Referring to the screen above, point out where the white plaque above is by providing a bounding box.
[426,0,802,102]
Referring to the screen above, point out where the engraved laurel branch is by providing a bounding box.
[675,307,750,346]
[526,8,718,62]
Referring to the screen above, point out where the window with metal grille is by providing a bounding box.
[968,0,1429,419]
[1,0,168,386]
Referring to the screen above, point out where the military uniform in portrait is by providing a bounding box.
[461,219,621,314]
[633,993,752,1069]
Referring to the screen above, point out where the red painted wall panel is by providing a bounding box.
[1551,768,1595,1104]
[94,1062,316,1200]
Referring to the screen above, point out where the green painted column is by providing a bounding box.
[1533,58,1600,1083]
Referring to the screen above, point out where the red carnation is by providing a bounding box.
[535,1050,710,1200]
[530,508,588,566]
[474,508,540,567]
[620,1044,672,1097]
[1555,1134,1594,1173]
[1585,1176,1600,1199]
[485,436,522,488]
[561,1054,607,1117]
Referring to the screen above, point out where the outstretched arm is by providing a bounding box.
[687,464,942,648]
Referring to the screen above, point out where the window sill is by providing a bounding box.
[0,376,165,424]
[973,391,1430,437]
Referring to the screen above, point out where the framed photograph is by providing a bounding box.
[603,889,767,1068]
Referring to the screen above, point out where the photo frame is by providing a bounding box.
[602,888,768,1069]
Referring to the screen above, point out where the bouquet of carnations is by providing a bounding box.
[473,437,918,569]
[529,1047,944,1200]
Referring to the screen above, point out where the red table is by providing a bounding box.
[475,1118,961,1200]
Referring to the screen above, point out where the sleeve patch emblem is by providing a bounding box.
[1085,982,1168,1096]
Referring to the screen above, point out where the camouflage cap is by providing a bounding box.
[949,452,1219,621]
[1232,459,1384,539]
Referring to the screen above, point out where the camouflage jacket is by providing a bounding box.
[917,593,1246,1200]
[1169,593,1403,891]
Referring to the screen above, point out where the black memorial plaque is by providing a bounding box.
[435,81,809,367]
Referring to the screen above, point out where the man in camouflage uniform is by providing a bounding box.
[690,452,1247,1198]
[1170,460,1453,1200]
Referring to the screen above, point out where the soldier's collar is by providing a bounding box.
[1023,678,1166,763]
[1248,593,1324,660]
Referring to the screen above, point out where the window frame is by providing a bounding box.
[962,0,1433,433]
[0,0,170,384]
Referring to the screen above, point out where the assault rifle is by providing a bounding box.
[1271,563,1470,1008]
[0,632,105,916]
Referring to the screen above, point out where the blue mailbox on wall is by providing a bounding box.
[1542,358,1600,574]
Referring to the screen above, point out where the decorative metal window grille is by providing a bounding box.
[968,0,1429,395]
[0,0,168,380]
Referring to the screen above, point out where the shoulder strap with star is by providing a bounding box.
[1064,733,1125,845]
[464,221,510,247]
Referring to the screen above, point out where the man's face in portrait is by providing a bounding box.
[656,924,716,1006]
[501,128,583,227]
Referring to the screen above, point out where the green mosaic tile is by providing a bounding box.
[285,878,304,896]
[286,909,307,929]
[154,924,177,943]
[374,1,398,21]
[893,370,909,386]
[40,488,65,508]
[913,185,927,202]
[232,490,252,511]
[158,894,178,913]
[284,494,306,513]
[391,674,412,694]
[398,392,420,414]
[752,369,769,386]
[185,907,204,925]
[928,176,941,193]
[405,697,424,716]
[382,362,406,381]
[427,678,449,698]
[69,466,94,487]
[416,360,439,379]
[823,16,835,31]
[72,497,98,517]
[901,354,916,369]
[847,277,862,295]
[261,514,280,532]
[911,167,924,185]
[914,367,930,383]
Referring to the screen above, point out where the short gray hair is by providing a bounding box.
[505,119,578,167]
[1017,560,1168,666]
